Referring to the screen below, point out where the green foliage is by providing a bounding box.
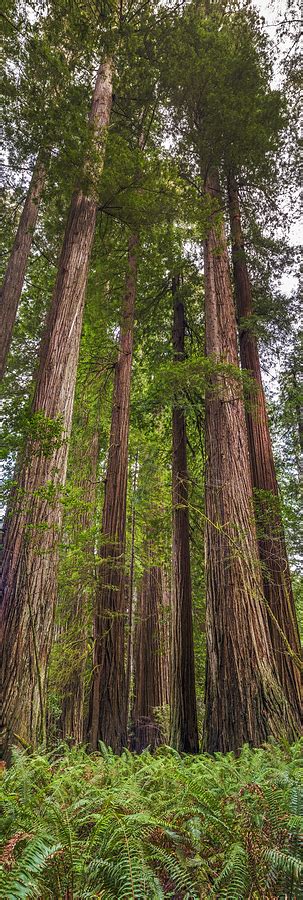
[162,3,286,184]
[23,411,64,457]
[1,741,302,898]
[1,7,301,884]
[144,354,256,412]
[0,836,60,899]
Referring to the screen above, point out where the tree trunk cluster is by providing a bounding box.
[202,169,298,753]
[227,175,301,729]
[1,60,113,756]
[1,48,301,761]
[88,232,139,753]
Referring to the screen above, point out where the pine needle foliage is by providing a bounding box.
[1,741,302,899]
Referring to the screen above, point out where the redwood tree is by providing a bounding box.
[125,449,139,712]
[88,231,139,753]
[227,174,302,727]
[170,275,199,753]
[131,563,168,752]
[202,170,298,754]
[59,416,100,744]
[0,157,46,378]
[1,59,113,756]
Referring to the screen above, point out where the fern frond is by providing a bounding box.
[1,836,61,899]
[2,740,302,899]
[209,842,249,899]
[150,844,200,898]
[264,847,303,882]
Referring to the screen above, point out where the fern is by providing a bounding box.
[264,847,303,881]
[149,844,200,898]
[209,842,249,899]
[0,836,61,899]
[1,740,302,899]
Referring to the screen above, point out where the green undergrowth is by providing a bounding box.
[0,740,302,899]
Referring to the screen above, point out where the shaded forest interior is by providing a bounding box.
[0,0,302,896]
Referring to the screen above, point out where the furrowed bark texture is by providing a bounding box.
[1,60,113,756]
[170,276,199,753]
[126,450,139,713]
[59,420,100,744]
[203,170,297,754]
[161,569,171,709]
[131,564,168,752]
[228,175,301,726]
[0,157,46,378]
[88,231,139,753]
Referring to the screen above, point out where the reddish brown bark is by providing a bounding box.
[131,563,169,752]
[88,231,139,753]
[1,60,113,756]
[0,157,46,378]
[203,169,298,754]
[170,276,199,753]
[228,175,301,726]
[161,569,171,709]
[59,421,100,744]
[126,450,139,713]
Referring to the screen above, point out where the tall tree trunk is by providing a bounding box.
[88,231,139,753]
[291,360,303,481]
[59,418,100,744]
[170,275,199,753]
[1,60,113,757]
[126,449,139,714]
[0,157,46,378]
[227,174,301,726]
[161,568,171,710]
[131,563,168,752]
[203,169,298,754]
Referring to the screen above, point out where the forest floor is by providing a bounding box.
[1,739,302,898]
